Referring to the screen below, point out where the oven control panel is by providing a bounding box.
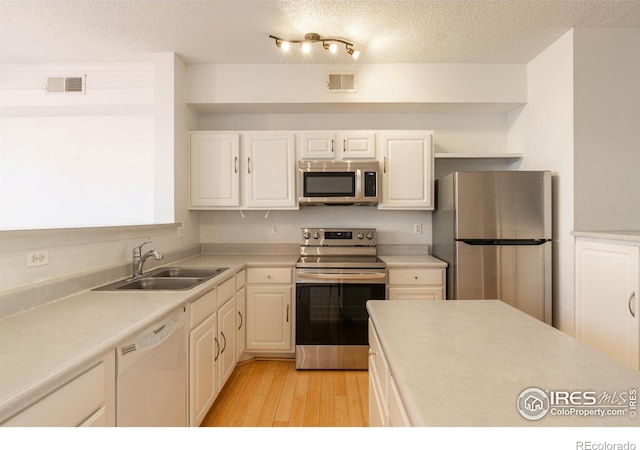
[300,228,376,246]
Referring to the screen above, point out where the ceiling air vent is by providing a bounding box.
[45,75,86,94]
[327,72,357,93]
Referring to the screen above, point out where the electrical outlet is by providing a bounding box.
[271,223,279,234]
[27,250,49,267]
[414,223,422,234]
[177,225,184,238]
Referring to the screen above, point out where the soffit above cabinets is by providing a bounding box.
[188,102,524,115]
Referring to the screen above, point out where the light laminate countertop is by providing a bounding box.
[367,299,640,427]
[378,254,447,268]
[573,230,640,243]
[0,253,298,423]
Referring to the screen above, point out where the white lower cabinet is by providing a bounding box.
[188,269,248,426]
[246,267,293,352]
[2,351,116,427]
[188,288,218,427]
[236,270,247,359]
[368,319,411,427]
[189,311,218,427]
[387,267,446,300]
[575,238,640,370]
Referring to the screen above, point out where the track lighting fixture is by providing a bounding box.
[269,33,361,60]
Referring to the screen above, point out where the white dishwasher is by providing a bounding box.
[116,308,188,426]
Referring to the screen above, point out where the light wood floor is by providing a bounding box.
[200,359,369,427]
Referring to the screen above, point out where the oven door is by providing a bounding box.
[295,269,386,369]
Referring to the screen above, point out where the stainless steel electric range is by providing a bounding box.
[295,228,387,369]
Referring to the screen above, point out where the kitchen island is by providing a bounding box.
[367,299,640,426]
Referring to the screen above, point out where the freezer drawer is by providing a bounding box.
[454,241,552,324]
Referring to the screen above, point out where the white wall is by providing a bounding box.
[508,30,575,334]
[0,54,199,294]
[573,28,640,230]
[199,208,431,246]
[187,63,526,106]
[0,63,158,229]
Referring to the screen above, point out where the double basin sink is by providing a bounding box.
[94,267,228,291]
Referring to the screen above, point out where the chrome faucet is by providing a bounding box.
[132,238,163,279]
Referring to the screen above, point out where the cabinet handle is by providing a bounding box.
[214,336,220,362]
[383,157,387,173]
[331,139,334,152]
[234,156,238,173]
[247,157,251,174]
[221,331,227,354]
[286,304,290,323]
[629,292,636,318]
[238,311,243,330]
[343,139,346,153]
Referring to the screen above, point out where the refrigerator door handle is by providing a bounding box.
[457,239,550,246]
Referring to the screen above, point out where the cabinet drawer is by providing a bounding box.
[217,277,236,307]
[190,288,217,328]
[4,361,105,426]
[388,287,444,300]
[235,269,246,290]
[388,268,444,286]
[247,267,292,284]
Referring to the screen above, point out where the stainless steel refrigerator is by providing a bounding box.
[432,171,552,324]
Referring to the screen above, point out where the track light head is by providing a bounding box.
[347,46,360,60]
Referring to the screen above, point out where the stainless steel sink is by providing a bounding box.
[93,267,228,291]
[147,267,227,279]
[117,277,205,290]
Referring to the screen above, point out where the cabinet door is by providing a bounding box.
[246,286,292,351]
[236,286,246,359]
[379,132,434,210]
[388,377,411,427]
[576,239,640,370]
[189,132,240,208]
[189,313,217,427]
[337,131,376,159]
[368,354,388,427]
[217,298,237,391]
[244,133,296,209]
[299,132,336,160]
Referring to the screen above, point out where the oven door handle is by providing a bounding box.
[297,272,386,282]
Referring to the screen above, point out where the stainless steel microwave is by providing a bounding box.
[298,160,380,205]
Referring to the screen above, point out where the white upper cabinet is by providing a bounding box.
[337,131,376,159]
[189,131,297,210]
[378,132,434,210]
[189,132,240,209]
[243,133,297,209]
[299,132,336,160]
[299,131,376,160]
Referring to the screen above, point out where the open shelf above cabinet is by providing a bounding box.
[434,152,524,161]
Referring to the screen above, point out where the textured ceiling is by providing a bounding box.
[1,0,640,65]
